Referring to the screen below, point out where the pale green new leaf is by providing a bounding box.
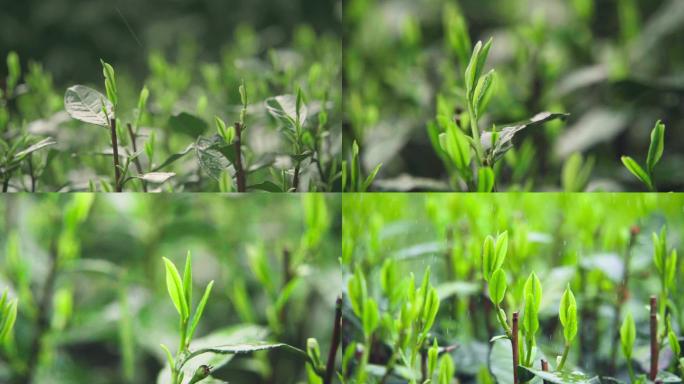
[621,156,652,189]
[489,268,507,305]
[646,120,665,174]
[163,257,189,320]
[620,312,635,359]
[187,280,214,342]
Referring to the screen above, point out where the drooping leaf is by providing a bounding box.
[481,112,570,162]
[64,85,113,127]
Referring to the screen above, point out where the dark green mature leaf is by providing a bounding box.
[518,366,601,384]
[195,136,230,181]
[64,85,113,127]
[482,112,570,162]
[168,112,209,138]
[248,181,283,192]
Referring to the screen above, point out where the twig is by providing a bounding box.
[324,296,342,384]
[293,162,301,192]
[110,118,122,192]
[512,311,520,384]
[28,154,36,192]
[126,123,147,192]
[233,122,246,192]
[541,359,549,384]
[650,296,659,380]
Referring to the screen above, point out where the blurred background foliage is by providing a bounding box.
[1,0,340,84]
[1,0,341,191]
[344,0,684,191]
[342,193,684,382]
[0,194,341,383]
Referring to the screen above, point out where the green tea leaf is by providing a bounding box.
[474,69,495,117]
[489,268,507,305]
[100,59,118,106]
[163,257,189,321]
[523,272,542,312]
[477,166,495,192]
[621,156,652,189]
[362,298,379,336]
[620,312,635,359]
[646,120,665,173]
[187,280,214,343]
[183,251,193,309]
[64,85,113,127]
[168,112,208,138]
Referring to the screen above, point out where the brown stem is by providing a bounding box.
[126,123,147,192]
[651,296,659,380]
[110,118,122,192]
[293,162,301,192]
[28,154,36,192]
[233,122,246,192]
[541,359,549,384]
[323,296,342,384]
[512,311,520,384]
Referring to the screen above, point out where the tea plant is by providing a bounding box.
[2,23,341,192]
[0,290,18,345]
[0,194,341,383]
[65,60,155,192]
[345,0,684,191]
[342,194,684,383]
[621,120,666,192]
[482,232,580,383]
[431,38,568,192]
[1,52,57,191]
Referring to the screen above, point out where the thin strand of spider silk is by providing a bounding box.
[115,4,143,48]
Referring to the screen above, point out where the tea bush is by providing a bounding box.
[0,194,341,383]
[344,0,684,191]
[341,193,684,383]
[1,22,341,191]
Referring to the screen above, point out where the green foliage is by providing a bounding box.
[343,194,684,383]
[621,120,666,191]
[559,286,578,344]
[0,290,18,344]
